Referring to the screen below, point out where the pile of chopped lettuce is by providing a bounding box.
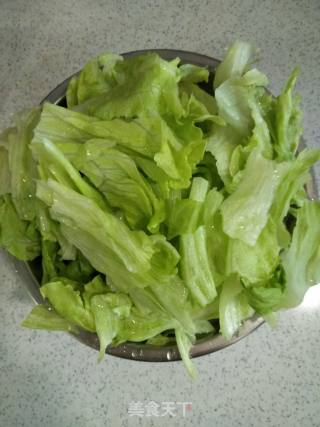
[1,41,319,377]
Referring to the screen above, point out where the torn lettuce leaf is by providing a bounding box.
[66,53,123,108]
[221,149,281,246]
[36,179,155,274]
[90,292,132,361]
[7,108,40,221]
[274,68,303,160]
[179,63,209,84]
[281,201,320,308]
[72,140,165,232]
[21,304,78,332]
[214,40,257,89]
[219,275,253,340]
[0,195,40,260]
[206,124,242,185]
[179,178,219,307]
[244,266,285,315]
[40,279,96,332]
[74,53,184,120]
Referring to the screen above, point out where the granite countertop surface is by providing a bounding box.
[1,1,320,426]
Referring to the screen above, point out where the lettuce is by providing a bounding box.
[219,275,253,340]
[0,41,319,378]
[66,53,123,108]
[214,41,257,89]
[73,53,184,120]
[21,304,78,332]
[0,195,40,260]
[179,178,220,307]
[73,140,165,232]
[6,108,40,221]
[281,201,320,308]
[221,148,280,246]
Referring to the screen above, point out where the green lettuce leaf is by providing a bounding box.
[115,307,176,343]
[21,304,78,332]
[215,74,267,137]
[281,201,320,308]
[73,140,165,232]
[40,279,95,332]
[206,125,242,185]
[166,198,203,239]
[244,266,285,315]
[7,108,40,221]
[179,178,219,307]
[74,53,184,120]
[31,136,108,211]
[221,149,281,246]
[226,219,280,283]
[219,275,253,340]
[36,179,155,274]
[179,63,209,84]
[0,195,40,260]
[269,149,320,246]
[66,53,123,108]
[214,40,257,89]
[274,68,302,160]
[175,328,197,378]
[89,292,132,361]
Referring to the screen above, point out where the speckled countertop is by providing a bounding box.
[1,1,320,426]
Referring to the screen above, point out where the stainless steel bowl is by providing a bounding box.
[17,49,316,362]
